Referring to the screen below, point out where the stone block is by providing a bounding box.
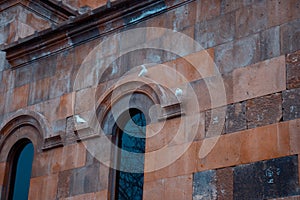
[267,0,300,27]
[232,56,286,103]
[32,56,57,81]
[14,65,33,87]
[197,132,242,171]
[57,93,74,120]
[246,93,282,129]
[281,19,300,55]
[289,119,300,154]
[9,84,29,112]
[69,163,101,196]
[49,77,71,100]
[28,174,58,200]
[74,87,95,114]
[205,107,226,138]
[215,33,260,74]
[57,170,72,198]
[144,174,192,200]
[287,50,300,89]
[220,0,254,14]
[216,167,233,200]
[143,179,164,200]
[283,88,300,121]
[260,26,280,61]
[196,0,221,22]
[193,170,217,200]
[233,155,300,199]
[61,191,108,200]
[52,118,66,135]
[166,1,197,31]
[195,11,235,49]
[235,1,267,39]
[144,142,197,182]
[240,123,290,164]
[28,77,51,105]
[225,102,246,134]
[51,143,86,173]
[164,174,193,200]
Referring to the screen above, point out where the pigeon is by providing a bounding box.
[75,115,87,123]
[138,65,148,77]
[175,88,183,97]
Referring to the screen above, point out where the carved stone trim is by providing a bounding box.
[0,109,59,151]
[42,135,63,150]
[159,102,184,121]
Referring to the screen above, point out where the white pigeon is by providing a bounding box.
[75,115,87,123]
[175,88,183,97]
[138,65,148,77]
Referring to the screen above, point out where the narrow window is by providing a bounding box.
[111,109,146,200]
[7,139,34,200]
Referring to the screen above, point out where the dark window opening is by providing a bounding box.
[110,109,146,200]
[7,139,34,200]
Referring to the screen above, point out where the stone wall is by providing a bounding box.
[0,0,299,199]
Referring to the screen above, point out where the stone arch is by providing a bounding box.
[0,109,53,156]
[96,81,180,135]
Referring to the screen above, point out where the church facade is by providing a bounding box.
[0,0,299,199]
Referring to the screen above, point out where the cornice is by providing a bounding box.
[0,0,78,23]
[1,0,193,68]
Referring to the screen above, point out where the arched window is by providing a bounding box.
[110,109,146,200]
[7,139,34,200]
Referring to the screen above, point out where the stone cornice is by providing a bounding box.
[0,0,78,23]
[1,0,193,68]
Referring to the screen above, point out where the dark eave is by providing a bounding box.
[1,0,192,68]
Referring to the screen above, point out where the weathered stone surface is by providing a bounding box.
[215,33,260,74]
[69,163,101,196]
[164,174,193,200]
[57,170,72,198]
[267,0,300,27]
[28,78,51,105]
[143,179,164,200]
[9,84,29,112]
[246,93,282,129]
[233,155,300,199]
[166,1,196,31]
[216,167,233,200]
[289,119,300,155]
[283,88,300,121]
[196,0,220,22]
[193,170,217,200]
[28,174,59,200]
[240,122,290,164]
[32,56,57,81]
[260,26,280,61]
[61,190,108,200]
[281,19,300,55]
[195,11,235,49]
[205,107,226,138]
[144,142,197,182]
[220,0,254,14]
[232,56,286,103]
[235,1,267,38]
[14,65,33,87]
[144,174,193,200]
[225,102,246,134]
[287,50,300,89]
